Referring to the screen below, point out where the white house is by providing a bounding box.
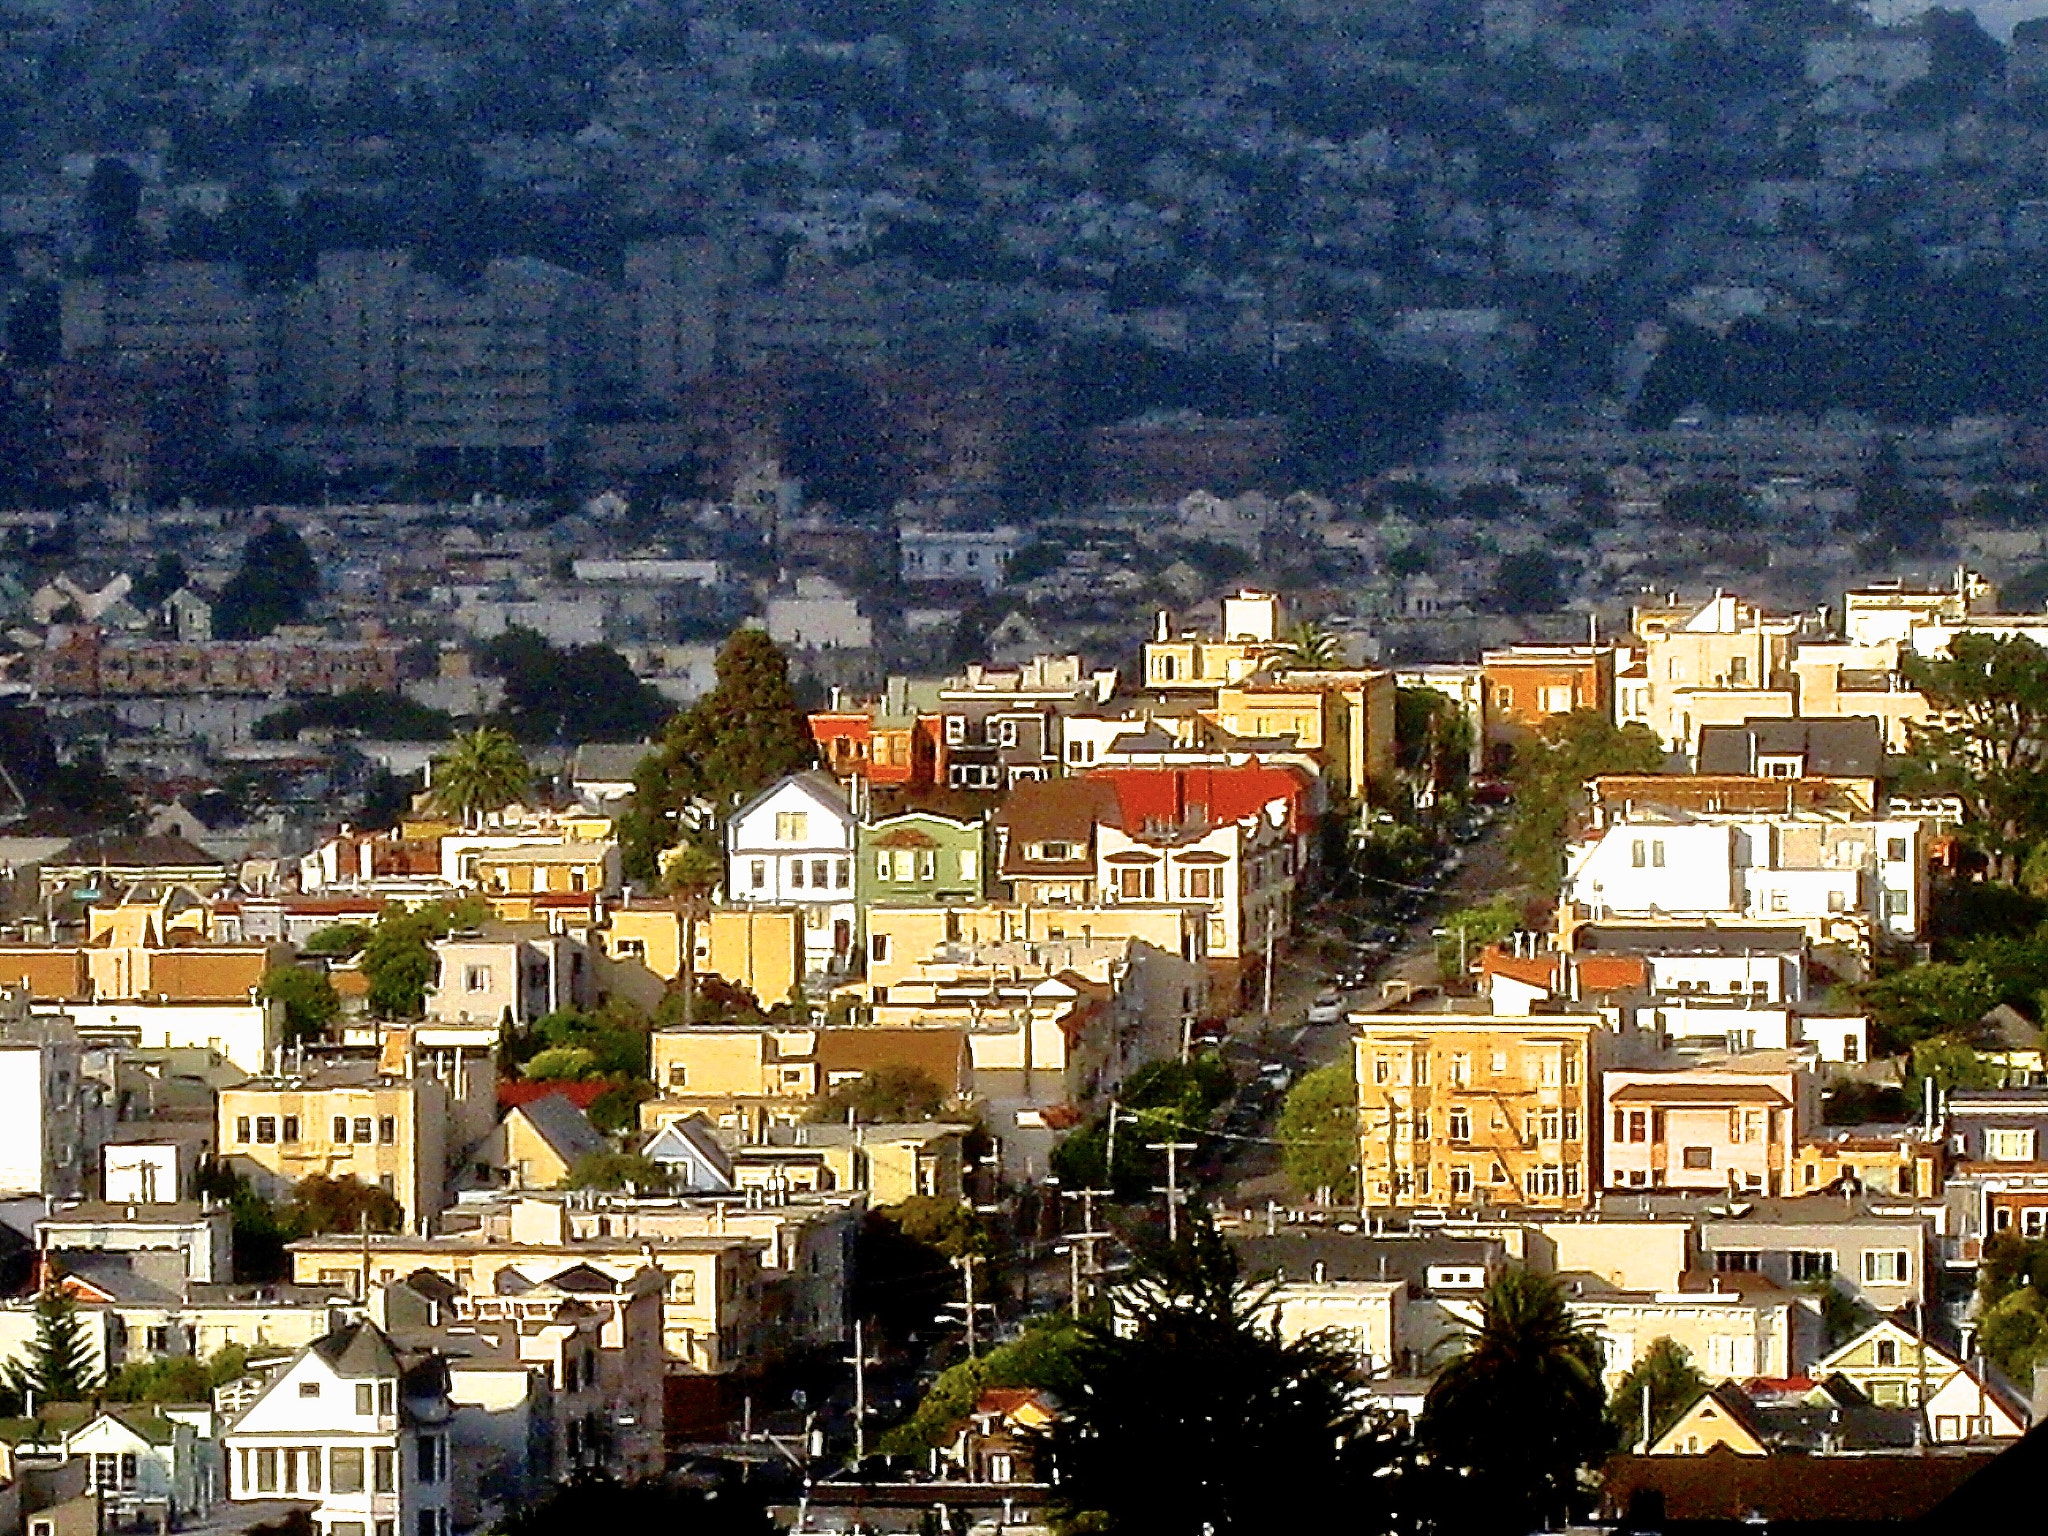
[64,1406,213,1523]
[640,1116,735,1193]
[900,526,1024,591]
[1564,813,1923,945]
[765,577,873,651]
[725,773,858,977]
[223,1319,455,1536]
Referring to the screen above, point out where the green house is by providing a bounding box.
[858,811,990,918]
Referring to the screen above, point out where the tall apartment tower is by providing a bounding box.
[625,236,724,407]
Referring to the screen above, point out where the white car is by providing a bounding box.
[1305,992,1347,1025]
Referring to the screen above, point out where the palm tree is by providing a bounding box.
[430,727,530,827]
[661,837,723,1027]
[1264,619,1344,671]
[1418,1267,1610,1535]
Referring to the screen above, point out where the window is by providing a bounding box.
[418,1436,442,1483]
[379,1117,396,1144]
[256,1116,277,1144]
[305,1448,320,1492]
[1180,868,1217,899]
[299,1381,321,1398]
[806,858,826,888]
[237,1116,251,1143]
[1374,1056,1391,1085]
[1863,1250,1910,1285]
[1115,866,1155,899]
[1682,1146,1713,1169]
[1985,1128,2037,1162]
[379,1381,395,1415]
[836,858,851,888]
[331,1450,365,1493]
[1562,1052,1579,1086]
[1563,1110,1580,1141]
[464,965,490,992]
[1632,839,1646,869]
[1876,1339,1899,1367]
[1887,837,1908,862]
[958,849,979,882]
[257,1449,278,1493]
[946,715,967,743]
[1414,1111,1431,1141]
[775,811,809,842]
[334,1116,350,1143]
[1450,1053,1470,1086]
[1451,1165,1473,1197]
[282,1116,299,1142]
[1540,1110,1560,1142]
[1714,1250,1760,1273]
[1652,841,1665,867]
[1615,1110,1649,1143]
[1490,1051,1507,1075]
[373,1448,395,1493]
[356,1384,374,1415]
[355,1118,373,1143]
[1790,1250,1834,1282]
[1449,1107,1471,1142]
[789,859,805,889]
[749,859,766,890]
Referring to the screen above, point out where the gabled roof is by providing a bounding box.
[49,830,228,870]
[731,770,850,828]
[508,1093,607,1167]
[310,1318,403,1379]
[642,1115,736,1187]
[1695,716,1884,778]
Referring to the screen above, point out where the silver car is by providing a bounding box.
[1305,991,1347,1025]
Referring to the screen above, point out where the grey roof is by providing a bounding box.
[48,830,228,869]
[310,1319,403,1379]
[50,1249,188,1306]
[511,1093,608,1165]
[1695,717,1884,778]
[570,743,648,783]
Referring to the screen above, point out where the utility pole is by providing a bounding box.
[1060,1187,1112,1315]
[1104,1101,1123,1181]
[843,1319,878,1466]
[1261,904,1277,1022]
[946,1254,989,1358]
[1149,1140,1198,1244]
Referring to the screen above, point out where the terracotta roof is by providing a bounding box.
[498,1080,610,1112]
[1088,763,1312,838]
[1610,1081,1791,1105]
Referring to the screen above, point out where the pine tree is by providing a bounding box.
[5,1283,102,1404]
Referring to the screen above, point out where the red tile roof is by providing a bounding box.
[1086,764,1313,838]
[498,1080,610,1112]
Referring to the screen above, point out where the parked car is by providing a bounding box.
[1306,992,1347,1025]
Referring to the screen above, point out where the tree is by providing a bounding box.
[1276,1063,1358,1203]
[357,898,489,1020]
[1419,1268,1609,1535]
[258,963,340,1044]
[881,1315,1089,1454]
[1857,962,2000,1054]
[481,627,669,745]
[560,1151,672,1193]
[285,1174,403,1236]
[1435,899,1521,979]
[1264,620,1345,671]
[4,1284,102,1404]
[1902,632,2048,879]
[1606,1337,1707,1451]
[625,629,818,878]
[214,517,320,639]
[429,727,529,827]
[1490,550,1564,615]
[806,1065,946,1124]
[1507,710,1666,891]
[103,1354,212,1404]
[1048,1219,1413,1535]
[1905,1033,1999,1102]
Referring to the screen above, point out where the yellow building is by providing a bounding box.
[597,903,803,1011]
[643,1026,823,1139]
[1353,1009,1638,1212]
[861,903,1204,995]
[1791,1132,1943,1198]
[218,1063,458,1228]
[1211,669,1396,804]
[481,1095,609,1190]
[472,842,621,901]
[732,1122,970,1204]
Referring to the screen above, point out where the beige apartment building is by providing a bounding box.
[217,1061,481,1228]
[1353,1009,1652,1212]
[596,903,803,1012]
[862,902,1207,994]
[288,1204,766,1376]
[642,1026,822,1139]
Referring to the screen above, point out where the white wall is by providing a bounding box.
[0,1047,48,1193]
[61,1001,279,1075]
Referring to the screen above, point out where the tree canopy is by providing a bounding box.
[430,726,530,825]
[481,627,670,745]
[1606,1336,1707,1451]
[1902,632,2048,879]
[1419,1268,1609,1535]
[624,629,818,879]
[806,1065,947,1124]
[1047,1220,1413,1535]
[215,517,320,638]
[1276,1062,1358,1203]
[1,1284,101,1410]
[1507,710,1665,891]
[258,963,341,1044]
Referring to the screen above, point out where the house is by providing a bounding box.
[54,1405,212,1523]
[1207,668,1397,804]
[1791,1131,1943,1198]
[37,1200,233,1286]
[218,1061,476,1231]
[1631,593,1806,754]
[856,811,989,923]
[1352,1008,1656,1212]
[638,1116,735,1193]
[733,1122,970,1204]
[221,1319,455,1536]
[1141,591,1285,693]
[0,1012,111,1198]
[1695,1196,1931,1313]
[1693,717,1885,786]
[1478,644,1617,737]
[1569,1281,1811,1391]
[1601,1053,1815,1196]
[1812,1318,2029,1439]
[642,1026,822,1141]
[424,925,588,1031]
[596,903,803,1012]
[477,1097,606,1191]
[1647,1378,1918,1456]
[942,1388,1058,1485]
[724,773,858,977]
[991,777,1121,905]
